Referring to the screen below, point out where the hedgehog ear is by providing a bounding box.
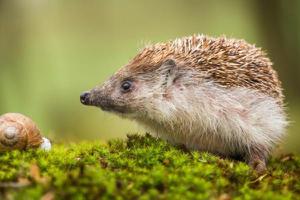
[160,59,177,87]
[162,59,176,68]
[160,59,177,72]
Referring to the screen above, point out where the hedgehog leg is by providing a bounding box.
[247,145,268,175]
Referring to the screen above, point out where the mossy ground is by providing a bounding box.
[0,134,299,200]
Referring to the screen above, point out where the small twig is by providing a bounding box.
[0,182,31,188]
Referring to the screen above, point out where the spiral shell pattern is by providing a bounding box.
[0,113,43,151]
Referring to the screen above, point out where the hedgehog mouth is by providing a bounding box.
[98,103,127,114]
[93,98,128,114]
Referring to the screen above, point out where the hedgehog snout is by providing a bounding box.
[80,91,91,105]
[80,89,105,107]
[80,88,116,112]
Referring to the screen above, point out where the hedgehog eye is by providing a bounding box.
[121,80,132,92]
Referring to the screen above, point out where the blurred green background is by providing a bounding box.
[0,0,299,153]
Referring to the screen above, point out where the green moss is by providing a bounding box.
[0,134,299,200]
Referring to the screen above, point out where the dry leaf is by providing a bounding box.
[218,193,231,200]
[29,163,50,185]
[18,177,31,186]
[30,163,42,182]
[281,154,294,162]
[41,191,55,200]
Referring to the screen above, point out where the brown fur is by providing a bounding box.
[123,35,283,105]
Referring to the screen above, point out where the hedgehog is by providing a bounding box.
[80,35,287,173]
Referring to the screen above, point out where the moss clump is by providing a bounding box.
[0,134,299,200]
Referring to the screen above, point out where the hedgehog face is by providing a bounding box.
[80,59,179,119]
[80,74,139,115]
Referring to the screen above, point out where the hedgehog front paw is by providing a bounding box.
[249,158,267,175]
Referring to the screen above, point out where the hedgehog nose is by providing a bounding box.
[80,91,91,105]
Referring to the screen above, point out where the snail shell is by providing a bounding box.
[0,113,43,151]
